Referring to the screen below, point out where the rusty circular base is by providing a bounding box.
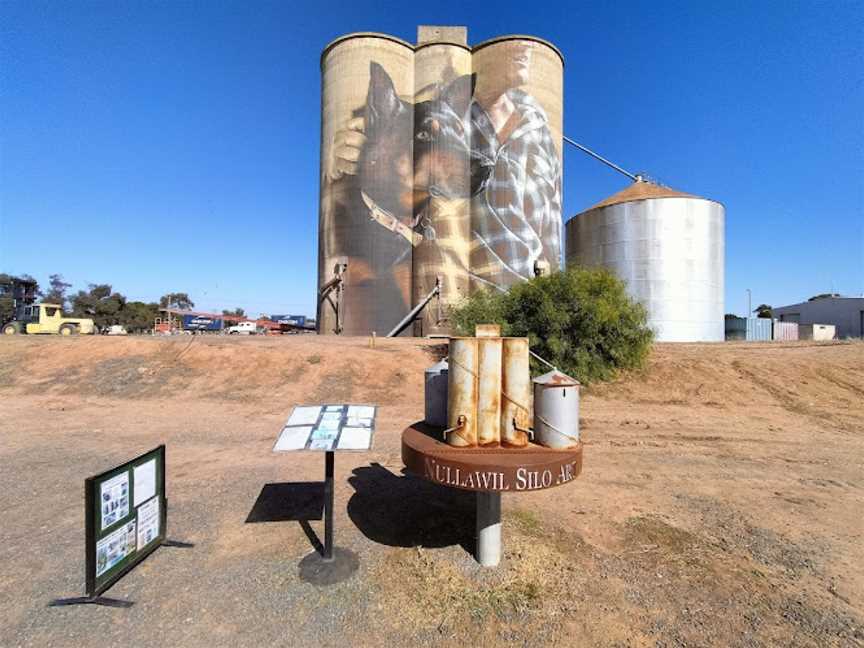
[402,422,582,493]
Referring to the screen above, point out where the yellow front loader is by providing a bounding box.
[2,303,96,336]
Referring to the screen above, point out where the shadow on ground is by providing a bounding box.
[347,462,475,555]
[246,482,325,554]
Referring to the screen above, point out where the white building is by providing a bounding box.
[773,296,864,339]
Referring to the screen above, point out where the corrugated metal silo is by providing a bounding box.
[565,180,725,342]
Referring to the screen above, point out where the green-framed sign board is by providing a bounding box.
[85,445,167,597]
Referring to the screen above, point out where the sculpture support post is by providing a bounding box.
[476,491,502,567]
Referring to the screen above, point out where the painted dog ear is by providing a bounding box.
[366,62,402,134]
[440,73,476,117]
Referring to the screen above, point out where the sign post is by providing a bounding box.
[50,445,189,608]
[323,450,335,561]
[273,404,376,584]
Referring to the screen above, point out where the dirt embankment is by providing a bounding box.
[2,337,860,418]
[1,336,862,647]
[0,335,442,405]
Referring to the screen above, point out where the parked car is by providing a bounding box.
[104,324,128,336]
[226,321,258,335]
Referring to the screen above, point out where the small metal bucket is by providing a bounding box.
[424,359,448,427]
[533,370,580,448]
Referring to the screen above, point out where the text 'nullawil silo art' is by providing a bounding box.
[318,26,563,336]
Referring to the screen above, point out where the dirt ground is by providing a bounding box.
[0,335,862,648]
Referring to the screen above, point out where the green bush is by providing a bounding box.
[450,268,654,384]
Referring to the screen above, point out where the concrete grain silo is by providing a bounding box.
[565,180,725,342]
[319,33,415,336]
[411,27,473,335]
[469,36,564,294]
[317,26,565,336]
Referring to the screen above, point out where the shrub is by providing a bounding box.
[449,268,654,383]
[449,287,504,336]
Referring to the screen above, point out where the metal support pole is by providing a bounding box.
[476,492,502,567]
[323,451,335,561]
[563,135,639,182]
[317,261,347,335]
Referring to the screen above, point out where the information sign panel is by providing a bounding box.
[274,404,376,452]
[85,446,167,597]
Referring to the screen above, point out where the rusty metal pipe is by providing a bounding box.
[501,337,531,447]
[476,337,503,446]
[447,338,478,447]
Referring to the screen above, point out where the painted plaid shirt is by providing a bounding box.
[469,89,562,290]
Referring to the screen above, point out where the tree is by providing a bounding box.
[0,274,40,322]
[71,284,127,327]
[754,304,773,319]
[450,267,654,384]
[0,275,12,323]
[160,293,195,310]
[808,293,839,301]
[42,274,72,307]
[120,301,160,332]
[222,307,245,317]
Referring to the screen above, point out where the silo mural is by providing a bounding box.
[319,34,415,336]
[318,28,564,336]
[411,38,473,335]
[470,37,563,292]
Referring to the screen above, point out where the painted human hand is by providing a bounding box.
[325,116,366,182]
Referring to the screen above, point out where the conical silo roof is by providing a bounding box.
[584,180,699,212]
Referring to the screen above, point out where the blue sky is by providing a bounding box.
[1,0,862,317]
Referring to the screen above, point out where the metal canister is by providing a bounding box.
[447,338,478,447]
[500,337,531,447]
[424,359,449,427]
[476,337,503,446]
[533,370,580,448]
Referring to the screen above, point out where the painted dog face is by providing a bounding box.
[359,63,490,221]
[412,74,476,203]
[359,62,414,219]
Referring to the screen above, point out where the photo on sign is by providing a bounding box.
[337,427,373,450]
[346,417,373,428]
[100,472,130,530]
[347,405,374,419]
[315,418,340,432]
[133,459,156,507]
[274,426,313,452]
[136,497,160,549]
[311,429,337,441]
[286,406,321,427]
[96,520,137,577]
